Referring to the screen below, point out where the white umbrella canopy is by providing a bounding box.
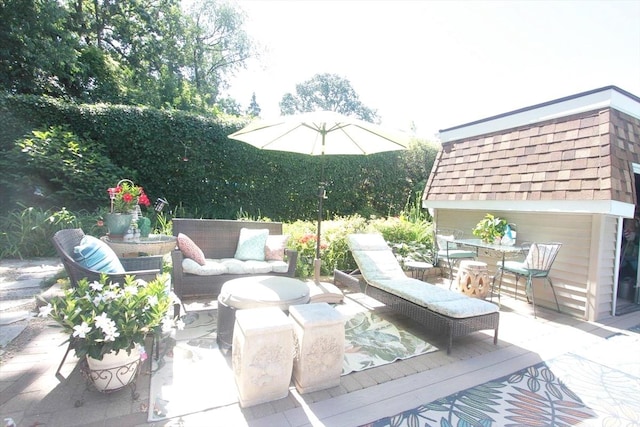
[228,110,411,281]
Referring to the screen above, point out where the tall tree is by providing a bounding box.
[247,92,261,117]
[0,0,80,97]
[279,73,378,122]
[0,0,255,111]
[183,0,253,107]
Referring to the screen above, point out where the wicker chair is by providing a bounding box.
[51,228,165,380]
[51,228,163,287]
[435,228,477,284]
[492,242,562,318]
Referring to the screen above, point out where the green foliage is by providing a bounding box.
[284,214,431,278]
[41,274,173,360]
[0,94,439,225]
[0,206,82,258]
[472,213,508,243]
[4,125,135,211]
[0,0,254,111]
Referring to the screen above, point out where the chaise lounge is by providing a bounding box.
[334,233,499,354]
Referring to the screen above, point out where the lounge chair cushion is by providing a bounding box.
[372,277,498,318]
[73,235,125,274]
[353,250,405,281]
[234,228,269,261]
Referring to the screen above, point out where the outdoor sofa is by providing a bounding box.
[335,233,499,354]
[171,219,298,305]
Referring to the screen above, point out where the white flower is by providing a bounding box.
[92,295,103,306]
[89,281,104,291]
[102,290,118,301]
[124,285,138,295]
[102,326,120,342]
[147,295,158,306]
[38,304,53,318]
[72,322,92,338]
[94,312,114,330]
[175,319,185,330]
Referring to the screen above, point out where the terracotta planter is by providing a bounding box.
[85,347,140,392]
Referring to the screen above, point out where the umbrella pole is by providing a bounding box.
[315,132,327,283]
[314,183,324,283]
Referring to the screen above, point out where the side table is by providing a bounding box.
[101,234,177,257]
[404,261,434,281]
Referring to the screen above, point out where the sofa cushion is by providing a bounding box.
[177,233,206,265]
[265,234,289,261]
[234,228,269,261]
[182,258,228,275]
[73,235,125,273]
[268,260,289,274]
[182,256,287,276]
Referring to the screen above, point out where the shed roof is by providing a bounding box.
[423,86,640,216]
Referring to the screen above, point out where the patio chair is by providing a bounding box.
[52,228,163,288]
[492,242,562,318]
[51,228,165,380]
[434,228,477,286]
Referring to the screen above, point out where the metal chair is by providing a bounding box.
[493,242,562,317]
[434,228,477,286]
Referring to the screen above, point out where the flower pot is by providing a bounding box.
[104,213,133,240]
[85,347,141,392]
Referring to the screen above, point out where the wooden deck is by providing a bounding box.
[176,278,640,427]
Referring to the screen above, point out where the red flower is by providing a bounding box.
[138,192,151,207]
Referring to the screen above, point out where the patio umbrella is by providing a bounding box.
[228,110,411,281]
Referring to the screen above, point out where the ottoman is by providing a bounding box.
[217,276,310,349]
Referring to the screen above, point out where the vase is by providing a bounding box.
[104,213,133,240]
[85,347,141,392]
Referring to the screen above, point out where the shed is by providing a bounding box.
[422,85,640,321]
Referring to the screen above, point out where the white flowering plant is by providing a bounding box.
[40,274,181,360]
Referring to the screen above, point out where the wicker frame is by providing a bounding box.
[171,219,298,302]
[334,269,499,354]
[51,228,163,287]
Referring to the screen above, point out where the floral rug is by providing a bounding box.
[148,298,437,422]
[341,309,437,375]
[362,331,640,427]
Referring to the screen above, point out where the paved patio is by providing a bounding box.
[1,259,639,426]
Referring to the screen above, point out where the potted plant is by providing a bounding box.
[39,274,179,391]
[104,179,151,239]
[472,214,508,244]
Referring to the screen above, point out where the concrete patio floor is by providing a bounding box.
[1,259,639,426]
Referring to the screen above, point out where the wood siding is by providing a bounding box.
[434,209,594,319]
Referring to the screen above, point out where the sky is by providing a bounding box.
[223,0,640,140]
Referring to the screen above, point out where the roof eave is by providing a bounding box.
[421,199,634,217]
[438,86,640,143]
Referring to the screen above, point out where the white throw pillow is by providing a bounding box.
[234,228,269,261]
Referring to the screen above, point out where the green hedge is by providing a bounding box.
[0,93,437,222]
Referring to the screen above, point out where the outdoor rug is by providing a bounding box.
[148,296,437,422]
[340,308,437,375]
[362,331,640,427]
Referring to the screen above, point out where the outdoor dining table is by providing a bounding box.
[453,238,525,304]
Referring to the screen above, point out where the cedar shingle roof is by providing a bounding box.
[423,108,640,206]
